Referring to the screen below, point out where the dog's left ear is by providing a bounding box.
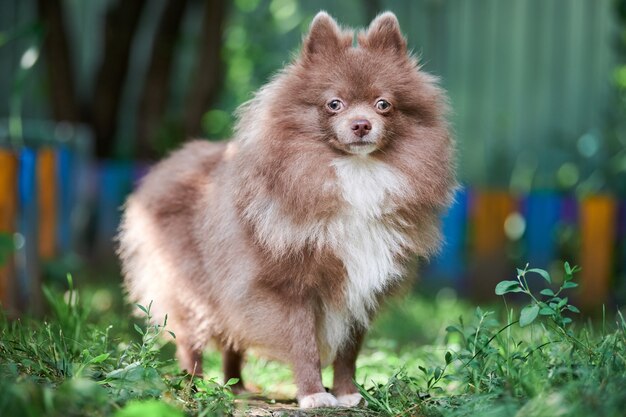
[302,11,351,59]
[359,12,407,54]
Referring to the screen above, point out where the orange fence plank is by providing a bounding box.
[37,149,56,259]
[468,190,517,300]
[472,191,517,256]
[0,150,17,311]
[579,195,617,311]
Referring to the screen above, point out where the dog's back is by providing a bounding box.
[118,140,227,340]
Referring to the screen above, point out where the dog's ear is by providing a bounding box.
[302,11,351,58]
[359,12,407,54]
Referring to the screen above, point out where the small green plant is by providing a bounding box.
[358,368,424,416]
[495,262,581,330]
[41,274,90,358]
[101,302,172,400]
[112,301,175,372]
[193,377,238,417]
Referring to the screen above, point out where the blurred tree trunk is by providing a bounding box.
[183,0,227,138]
[136,0,188,160]
[36,0,228,159]
[91,0,146,158]
[36,0,79,122]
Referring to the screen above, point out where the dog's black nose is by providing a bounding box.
[350,119,372,137]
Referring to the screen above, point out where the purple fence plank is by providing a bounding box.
[133,161,151,186]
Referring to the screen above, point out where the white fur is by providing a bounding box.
[337,393,366,407]
[319,156,409,364]
[299,392,339,408]
[119,199,174,327]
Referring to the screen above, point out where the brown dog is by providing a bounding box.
[118,11,455,408]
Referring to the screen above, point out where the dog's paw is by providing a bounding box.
[337,392,367,407]
[299,392,339,408]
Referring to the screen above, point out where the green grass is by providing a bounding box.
[1,264,624,417]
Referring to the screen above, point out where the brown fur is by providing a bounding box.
[118,11,455,408]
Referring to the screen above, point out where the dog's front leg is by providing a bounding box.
[332,325,366,407]
[287,305,338,409]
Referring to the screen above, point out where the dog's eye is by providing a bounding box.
[375,99,391,112]
[327,99,344,112]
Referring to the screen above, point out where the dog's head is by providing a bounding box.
[264,11,447,157]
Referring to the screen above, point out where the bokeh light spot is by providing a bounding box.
[202,110,231,136]
[556,163,579,188]
[614,65,626,89]
[20,46,39,69]
[13,233,25,250]
[227,55,253,85]
[504,212,526,241]
[235,0,260,13]
[270,0,300,33]
[91,289,113,312]
[225,26,247,51]
[577,132,599,158]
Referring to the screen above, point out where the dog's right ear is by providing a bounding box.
[302,11,351,59]
[359,12,407,55]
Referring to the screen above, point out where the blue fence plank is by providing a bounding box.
[16,147,39,311]
[426,187,469,284]
[56,146,75,253]
[96,161,133,254]
[523,191,561,269]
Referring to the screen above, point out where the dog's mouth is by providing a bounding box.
[346,140,378,155]
[349,140,375,146]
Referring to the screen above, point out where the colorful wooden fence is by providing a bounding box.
[0,121,92,315]
[1,134,625,313]
[427,188,625,311]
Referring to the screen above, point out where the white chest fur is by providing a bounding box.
[318,157,409,364]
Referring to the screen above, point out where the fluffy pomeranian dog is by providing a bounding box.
[118,11,455,408]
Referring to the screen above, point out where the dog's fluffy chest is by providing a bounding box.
[242,156,411,364]
[330,157,408,319]
[319,157,409,364]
